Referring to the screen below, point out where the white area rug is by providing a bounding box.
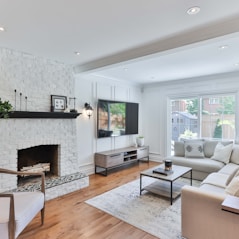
[86,178,198,239]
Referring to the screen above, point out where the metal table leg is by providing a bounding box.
[140,174,142,195]
[170,181,173,205]
[190,170,192,186]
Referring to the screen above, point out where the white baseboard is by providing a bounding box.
[149,153,164,162]
[79,163,95,175]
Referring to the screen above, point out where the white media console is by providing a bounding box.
[94,146,149,176]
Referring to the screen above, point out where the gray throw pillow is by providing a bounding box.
[184,141,204,158]
[174,141,185,157]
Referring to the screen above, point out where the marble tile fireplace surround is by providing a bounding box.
[0,117,89,200]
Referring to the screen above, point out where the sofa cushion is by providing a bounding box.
[230,144,239,164]
[184,141,204,158]
[218,163,239,175]
[203,140,233,158]
[174,141,185,157]
[225,176,239,196]
[169,156,224,174]
[200,183,226,194]
[211,142,233,164]
[201,172,229,189]
[217,163,239,185]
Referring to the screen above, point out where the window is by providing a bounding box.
[209,98,220,104]
[171,94,235,154]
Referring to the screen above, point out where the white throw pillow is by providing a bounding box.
[211,142,233,164]
[225,176,239,196]
[184,141,204,158]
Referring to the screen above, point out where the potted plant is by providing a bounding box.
[136,136,145,147]
[0,98,13,118]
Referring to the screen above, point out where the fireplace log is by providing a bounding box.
[20,163,50,174]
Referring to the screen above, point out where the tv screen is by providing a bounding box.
[97,99,138,138]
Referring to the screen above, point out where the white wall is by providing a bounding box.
[0,47,143,180]
[74,74,143,174]
[0,47,79,192]
[142,72,239,161]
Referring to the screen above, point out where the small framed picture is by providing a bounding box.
[51,95,67,112]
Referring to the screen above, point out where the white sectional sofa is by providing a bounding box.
[166,139,234,180]
[178,141,239,239]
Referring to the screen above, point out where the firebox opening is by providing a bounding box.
[17,145,59,184]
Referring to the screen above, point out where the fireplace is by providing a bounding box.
[17,145,59,184]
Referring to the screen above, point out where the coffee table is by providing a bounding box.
[140,164,192,205]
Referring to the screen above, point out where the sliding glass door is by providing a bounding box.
[171,98,199,142]
[171,94,235,154]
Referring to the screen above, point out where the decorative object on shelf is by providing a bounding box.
[14,89,17,110]
[13,89,28,111]
[25,96,28,111]
[136,136,145,147]
[20,92,22,111]
[164,159,172,171]
[51,95,67,112]
[69,97,77,113]
[84,102,93,118]
[0,98,13,118]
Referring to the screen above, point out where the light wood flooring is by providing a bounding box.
[19,161,160,239]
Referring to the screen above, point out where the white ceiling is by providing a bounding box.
[1,0,239,85]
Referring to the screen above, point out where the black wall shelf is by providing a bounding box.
[8,111,81,119]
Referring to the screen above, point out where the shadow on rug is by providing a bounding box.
[85,177,200,239]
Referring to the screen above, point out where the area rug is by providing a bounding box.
[86,177,200,239]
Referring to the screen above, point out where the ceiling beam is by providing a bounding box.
[74,14,239,74]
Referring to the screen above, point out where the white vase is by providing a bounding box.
[137,137,144,147]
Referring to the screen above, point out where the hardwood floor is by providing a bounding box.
[19,161,160,239]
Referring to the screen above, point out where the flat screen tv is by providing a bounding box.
[97,99,139,138]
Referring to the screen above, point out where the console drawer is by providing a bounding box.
[95,152,124,167]
[137,146,149,159]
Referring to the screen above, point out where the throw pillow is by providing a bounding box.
[211,142,233,164]
[184,141,204,158]
[225,176,239,196]
[203,140,219,158]
[204,140,233,158]
[174,141,185,157]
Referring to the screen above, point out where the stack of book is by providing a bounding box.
[152,167,173,175]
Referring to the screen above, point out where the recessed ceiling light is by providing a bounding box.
[75,52,80,56]
[219,45,228,50]
[0,26,5,32]
[187,6,200,15]
[235,63,239,67]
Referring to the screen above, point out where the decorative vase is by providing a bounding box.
[136,137,144,147]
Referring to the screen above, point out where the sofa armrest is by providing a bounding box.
[181,185,239,239]
[0,168,45,194]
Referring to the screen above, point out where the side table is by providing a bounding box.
[221,195,239,214]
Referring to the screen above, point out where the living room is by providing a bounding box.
[1,1,239,238]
